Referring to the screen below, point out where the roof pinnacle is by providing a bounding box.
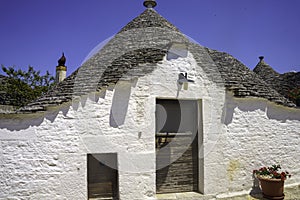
[259,56,264,62]
[143,0,157,8]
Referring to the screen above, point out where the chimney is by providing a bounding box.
[56,53,67,83]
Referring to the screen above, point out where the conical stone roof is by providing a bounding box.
[253,57,280,81]
[254,57,300,104]
[12,7,297,114]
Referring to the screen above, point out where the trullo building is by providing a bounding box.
[0,1,299,199]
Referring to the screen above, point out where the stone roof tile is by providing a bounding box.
[119,9,179,33]
[206,49,296,107]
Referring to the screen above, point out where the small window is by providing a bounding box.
[87,153,119,200]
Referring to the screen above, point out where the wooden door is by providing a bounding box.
[156,100,198,193]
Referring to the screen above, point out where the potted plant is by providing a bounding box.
[253,165,291,200]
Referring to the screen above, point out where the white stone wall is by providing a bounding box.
[1,51,298,199]
[205,92,300,194]
[0,51,225,200]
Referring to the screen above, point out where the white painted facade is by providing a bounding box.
[0,52,299,199]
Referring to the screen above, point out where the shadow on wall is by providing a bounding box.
[109,81,132,128]
[249,174,264,199]
[223,92,300,126]
[266,105,300,122]
[0,80,134,131]
[0,91,101,131]
[0,105,70,131]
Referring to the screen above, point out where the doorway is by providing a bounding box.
[155,99,199,193]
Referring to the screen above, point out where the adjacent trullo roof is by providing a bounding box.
[254,56,300,103]
[6,7,296,114]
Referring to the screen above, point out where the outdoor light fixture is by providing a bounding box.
[178,72,194,84]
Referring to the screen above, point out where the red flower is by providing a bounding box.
[253,164,291,180]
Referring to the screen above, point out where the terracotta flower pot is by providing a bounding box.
[258,176,285,200]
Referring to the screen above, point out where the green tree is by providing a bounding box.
[288,87,300,106]
[0,65,55,107]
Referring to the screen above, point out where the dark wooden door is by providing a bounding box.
[155,100,198,194]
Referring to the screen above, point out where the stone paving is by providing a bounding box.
[156,192,213,200]
[155,184,300,200]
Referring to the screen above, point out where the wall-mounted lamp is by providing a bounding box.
[178,72,194,84]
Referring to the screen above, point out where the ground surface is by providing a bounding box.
[156,184,300,200]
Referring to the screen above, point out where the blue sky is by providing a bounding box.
[0,0,299,77]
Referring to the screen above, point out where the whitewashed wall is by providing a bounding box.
[204,92,300,195]
[0,52,225,200]
[0,51,299,199]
